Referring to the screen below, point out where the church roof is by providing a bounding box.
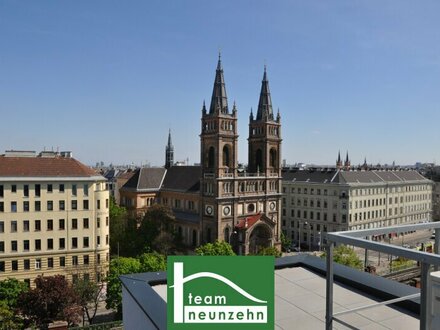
[161,166,201,192]
[122,167,166,192]
[256,67,274,121]
[208,55,229,115]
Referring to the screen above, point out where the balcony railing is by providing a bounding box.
[324,222,440,330]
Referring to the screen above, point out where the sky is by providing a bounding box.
[1,1,440,167]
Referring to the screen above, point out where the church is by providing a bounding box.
[120,56,283,254]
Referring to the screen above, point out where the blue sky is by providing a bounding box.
[1,1,440,167]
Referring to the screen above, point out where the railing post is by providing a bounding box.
[435,228,440,272]
[326,242,334,330]
[420,262,430,330]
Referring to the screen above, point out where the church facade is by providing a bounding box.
[120,56,282,254]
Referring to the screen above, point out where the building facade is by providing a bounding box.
[0,150,109,286]
[281,168,433,250]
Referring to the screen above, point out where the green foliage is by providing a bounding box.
[257,246,282,258]
[321,245,363,270]
[0,300,23,329]
[106,253,167,318]
[0,278,29,309]
[195,240,236,256]
[280,232,292,252]
[391,257,416,271]
[73,278,105,325]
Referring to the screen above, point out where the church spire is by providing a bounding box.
[165,129,174,169]
[256,65,273,121]
[209,53,229,115]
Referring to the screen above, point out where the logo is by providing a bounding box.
[167,256,274,330]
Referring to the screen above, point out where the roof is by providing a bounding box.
[161,166,201,192]
[172,210,200,224]
[120,254,420,330]
[122,168,166,191]
[0,156,98,178]
[236,213,262,229]
[282,169,431,185]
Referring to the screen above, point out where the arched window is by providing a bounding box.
[207,146,215,169]
[207,228,212,243]
[270,148,277,168]
[256,149,263,172]
[224,227,230,243]
[223,145,230,167]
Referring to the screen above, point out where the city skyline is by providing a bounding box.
[1,1,440,166]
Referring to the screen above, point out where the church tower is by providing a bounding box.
[336,151,343,169]
[200,58,282,254]
[165,129,174,169]
[200,54,238,244]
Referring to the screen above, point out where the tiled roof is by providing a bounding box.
[0,156,98,177]
[282,169,339,183]
[236,213,262,229]
[161,166,201,192]
[122,168,166,191]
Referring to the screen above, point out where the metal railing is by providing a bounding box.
[325,222,440,330]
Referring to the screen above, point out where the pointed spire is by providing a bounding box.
[276,108,281,122]
[209,54,228,115]
[345,151,349,163]
[167,129,173,148]
[256,65,273,121]
[232,101,237,115]
[250,107,254,121]
[202,100,207,115]
[337,151,341,163]
[165,129,174,169]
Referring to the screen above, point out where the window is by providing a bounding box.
[35,220,41,231]
[83,218,89,229]
[97,254,101,264]
[11,201,17,212]
[72,218,78,229]
[35,239,41,251]
[71,200,77,210]
[0,221,3,233]
[23,240,30,251]
[59,200,65,211]
[83,255,89,265]
[23,201,29,212]
[35,184,41,197]
[106,199,109,208]
[0,202,3,212]
[97,200,101,209]
[24,259,30,270]
[72,237,78,248]
[11,240,17,252]
[59,184,64,192]
[83,184,88,196]
[47,219,53,231]
[0,261,4,272]
[47,238,53,250]
[47,184,53,193]
[83,200,89,210]
[83,237,89,248]
[0,185,3,197]
[72,184,77,196]
[59,238,65,249]
[24,185,29,197]
[35,201,41,211]
[105,235,109,245]
[97,236,100,245]
[11,221,17,232]
[60,257,66,267]
[11,185,17,193]
[106,217,109,226]
[0,241,4,252]
[72,256,78,266]
[97,218,100,228]
[59,219,65,230]
[47,201,53,211]
[12,260,18,271]
[35,259,41,269]
[48,258,54,268]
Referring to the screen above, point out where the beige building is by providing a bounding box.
[281,169,433,250]
[0,150,109,286]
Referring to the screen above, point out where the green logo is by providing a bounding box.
[167,256,274,330]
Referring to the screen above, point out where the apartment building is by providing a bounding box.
[281,168,433,250]
[0,150,109,286]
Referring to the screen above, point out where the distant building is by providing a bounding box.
[0,150,110,285]
[165,129,174,169]
[281,167,433,250]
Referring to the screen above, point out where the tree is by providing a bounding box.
[280,232,292,252]
[106,253,167,318]
[18,275,82,327]
[321,245,363,270]
[0,278,29,309]
[257,246,282,258]
[73,278,105,325]
[0,300,23,329]
[195,240,236,256]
